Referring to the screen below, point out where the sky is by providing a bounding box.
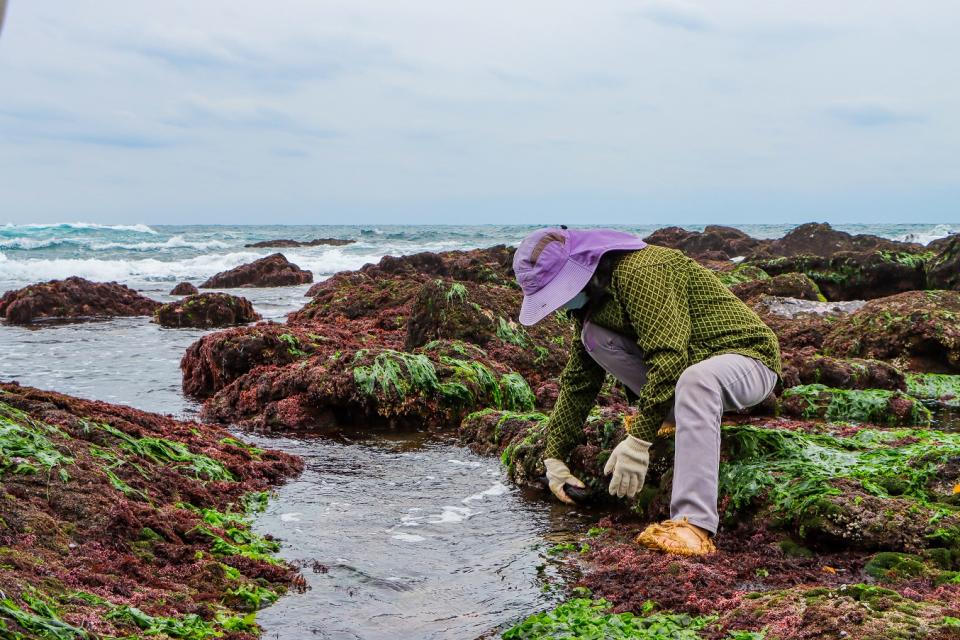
[0,0,958,225]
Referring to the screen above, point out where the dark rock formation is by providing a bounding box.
[0,381,303,638]
[200,253,313,288]
[926,234,960,290]
[244,238,355,248]
[169,281,199,296]
[750,222,924,259]
[0,276,160,324]
[643,225,760,260]
[822,290,960,372]
[154,293,261,328]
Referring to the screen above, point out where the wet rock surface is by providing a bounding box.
[0,381,303,639]
[244,238,355,248]
[200,253,313,288]
[926,234,960,291]
[154,292,261,328]
[0,276,160,324]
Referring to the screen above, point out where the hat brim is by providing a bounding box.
[518,259,594,326]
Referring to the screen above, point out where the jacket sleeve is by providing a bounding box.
[615,262,691,442]
[544,325,606,460]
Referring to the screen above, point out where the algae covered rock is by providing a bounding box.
[0,381,303,638]
[748,250,931,300]
[730,272,825,303]
[202,340,537,430]
[200,253,313,288]
[169,281,198,296]
[154,292,261,328]
[780,348,906,391]
[0,276,160,324]
[181,324,341,398]
[779,383,930,426]
[926,234,960,291]
[822,290,960,372]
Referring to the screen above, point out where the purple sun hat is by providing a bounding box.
[514,227,647,326]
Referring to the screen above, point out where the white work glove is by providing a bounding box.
[543,458,585,505]
[603,434,652,499]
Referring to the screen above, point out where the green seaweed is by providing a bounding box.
[781,384,932,426]
[445,282,468,303]
[716,264,770,287]
[93,422,234,482]
[496,317,530,348]
[502,598,725,640]
[0,597,88,640]
[0,401,74,478]
[906,373,960,407]
[719,424,960,524]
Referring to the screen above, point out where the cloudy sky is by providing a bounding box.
[0,1,957,225]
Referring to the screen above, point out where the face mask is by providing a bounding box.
[562,291,588,310]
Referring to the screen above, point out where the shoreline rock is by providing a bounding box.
[169,281,199,296]
[0,276,160,324]
[200,253,313,288]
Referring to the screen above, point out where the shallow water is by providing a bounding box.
[0,286,578,639]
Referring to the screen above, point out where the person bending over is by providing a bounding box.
[513,227,781,557]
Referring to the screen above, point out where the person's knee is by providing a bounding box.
[676,364,719,395]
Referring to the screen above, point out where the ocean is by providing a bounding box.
[2,222,957,294]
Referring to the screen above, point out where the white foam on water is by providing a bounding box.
[428,506,475,524]
[893,224,958,246]
[88,236,230,252]
[447,459,481,468]
[391,532,426,542]
[2,222,157,234]
[462,482,510,504]
[280,512,302,522]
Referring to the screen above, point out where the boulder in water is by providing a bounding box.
[0,276,160,324]
[245,238,355,248]
[169,281,199,296]
[200,253,313,288]
[154,292,261,328]
[749,222,924,258]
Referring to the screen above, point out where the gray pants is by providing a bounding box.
[581,321,777,534]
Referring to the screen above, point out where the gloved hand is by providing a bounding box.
[543,458,586,505]
[603,434,652,499]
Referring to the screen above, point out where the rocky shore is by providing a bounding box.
[2,221,959,638]
[179,222,960,638]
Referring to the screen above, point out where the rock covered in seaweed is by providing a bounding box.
[0,276,160,324]
[747,250,931,300]
[181,324,347,398]
[154,292,261,328]
[0,381,303,638]
[822,290,960,372]
[200,253,313,288]
[201,340,537,431]
[780,348,907,391]
[169,281,199,296]
[926,234,960,291]
[729,272,825,302]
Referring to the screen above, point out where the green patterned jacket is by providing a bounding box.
[544,245,782,460]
